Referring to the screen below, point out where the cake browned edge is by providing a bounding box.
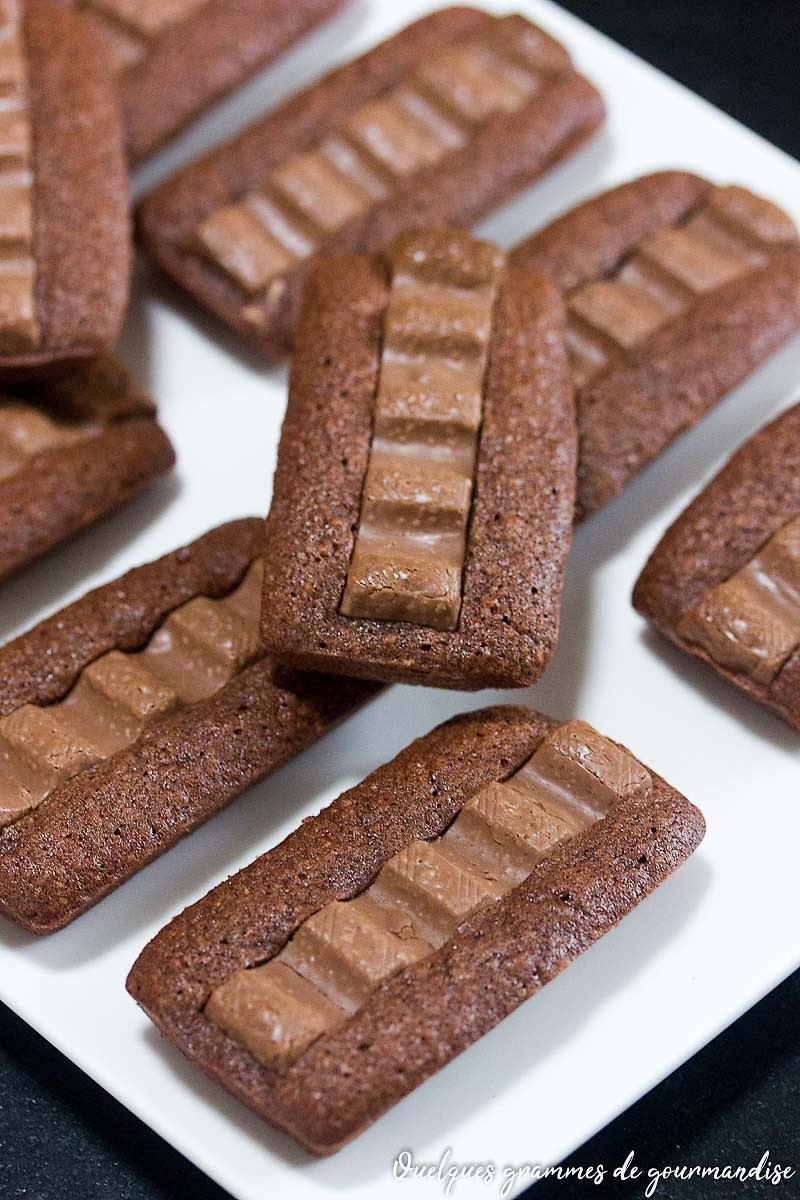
[0,518,379,933]
[0,4,130,377]
[259,250,576,690]
[510,171,800,520]
[136,6,605,361]
[120,0,349,164]
[0,357,175,584]
[126,704,705,1155]
[633,400,800,731]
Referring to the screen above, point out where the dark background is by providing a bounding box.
[1,2,798,1198]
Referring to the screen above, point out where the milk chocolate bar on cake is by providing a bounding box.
[634,401,800,731]
[0,3,129,377]
[0,356,174,583]
[63,0,349,163]
[0,520,378,934]
[510,171,800,519]
[127,705,705,1155]
[259,229,576,690]
[137,7,605,360]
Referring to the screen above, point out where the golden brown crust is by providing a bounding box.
[259,252,576,689]
[127,705,704,1154]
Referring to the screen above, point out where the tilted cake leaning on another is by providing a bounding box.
[127,705,705,1155]
[510,171,800,519]
[259,227,577,689]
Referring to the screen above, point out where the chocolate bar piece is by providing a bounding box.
[127,705,704,1154]
[0,519,377,933]
[633,401,800,730]
[510,171,800,519]
[0,3,129,376]
[260,228,576,689]
[68,0,347,163]
[137,7,604,360]
[0,356,174,583]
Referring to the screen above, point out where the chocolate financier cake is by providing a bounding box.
[634,401,800,731]
[0,520,377,934]
[260,228,576,690]
[137,7,604,360]
[127,705,705,1155]
[0,356,174,583]
[61,0,348,163]
[510,171,800,519]
[0,2,129,377]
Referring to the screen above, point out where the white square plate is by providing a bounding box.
[1,3,799,1197]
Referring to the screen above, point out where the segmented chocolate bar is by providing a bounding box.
[0,357,174,583]
[0,520,377,932]
[511,172,800,518]
[128,705,704,1154]
[339,233,504,630]
[0,560,262,827]
[0,3,128,374]
[634,401,800,730]
[138,7,604,359]
[206,718,651,1070]
[260,229,576,689]
[67,0,346,162]
[192,17,569,301]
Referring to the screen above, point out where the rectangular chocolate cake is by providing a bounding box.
[511,171,800,519]
[260,228,576,689]
[633,401,800,731]
[127,704,705,1154]
[137,7,604,360]
[0,519,377,933]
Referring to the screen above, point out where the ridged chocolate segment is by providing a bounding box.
[0,0,37,352]
[338,230,503,631]
[677,515,800,685]
[0,558,263,827]
[205,719,652,1072]
[565,186,797,387]
[191,15,572,311]
[204,960,342,1075]
[280,895,431,1014]
[79,0,207,71]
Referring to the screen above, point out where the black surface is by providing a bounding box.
[1,2,799,1198]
